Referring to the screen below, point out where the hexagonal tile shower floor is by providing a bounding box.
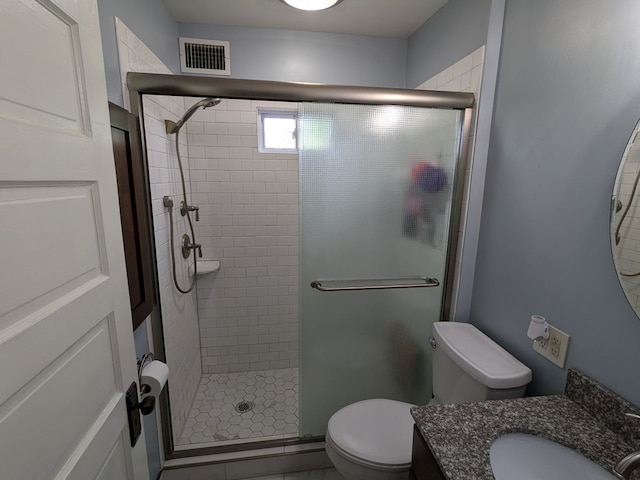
[177,368,299,446]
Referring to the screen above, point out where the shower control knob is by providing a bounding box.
[181,234,202,259]
[180,201,200,221]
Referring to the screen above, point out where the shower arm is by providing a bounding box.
[165,97,221,134]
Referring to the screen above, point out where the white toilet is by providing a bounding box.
[325,321,532,480]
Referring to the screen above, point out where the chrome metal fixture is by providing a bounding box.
[163,97,220,294]
[613,412,640,479]
[137,352,156,395]
[310,275,439,292]
[181,234,202,260]
[180,200,199,221]
[164,97,221,134]
[163,195,196,293]
[280,0,343,11]
[125,352,157,439]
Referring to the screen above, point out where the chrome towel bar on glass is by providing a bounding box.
[310,276,439,292]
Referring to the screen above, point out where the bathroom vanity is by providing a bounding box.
[410,369,640,480]
[410,424,445,480]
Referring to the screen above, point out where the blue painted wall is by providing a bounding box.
[178,24,407,88]
[470,0,640,405]
[406,0,491,88]
[96,0,173,470]
[97,0,180,106]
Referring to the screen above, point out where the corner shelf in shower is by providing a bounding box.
[188,259,221,277]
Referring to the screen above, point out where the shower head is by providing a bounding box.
[165,97,221,134]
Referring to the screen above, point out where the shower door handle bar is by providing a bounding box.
[310,276,440,292]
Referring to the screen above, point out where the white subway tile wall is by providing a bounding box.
[185,100,300,374]
[416,46,485,320]
[116,19,202,439]
[614,123,640,311]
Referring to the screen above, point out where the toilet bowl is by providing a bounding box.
[325,322,532,480]
[325,399,415,480]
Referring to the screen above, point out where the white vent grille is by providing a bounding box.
[179,37,230,75]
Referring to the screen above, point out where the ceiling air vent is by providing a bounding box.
[179,37,230,75]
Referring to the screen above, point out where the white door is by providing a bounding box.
[0,0,149,479]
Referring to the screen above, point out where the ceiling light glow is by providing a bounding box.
[281,0,343,11]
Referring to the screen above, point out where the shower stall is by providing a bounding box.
[128,74,474,456]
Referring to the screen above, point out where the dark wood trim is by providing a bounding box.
[109,102,154,330]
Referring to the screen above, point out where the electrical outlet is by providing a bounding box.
[550,336,561,357]
[532,324,570,368]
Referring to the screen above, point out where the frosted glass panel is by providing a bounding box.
[299,103,462,436]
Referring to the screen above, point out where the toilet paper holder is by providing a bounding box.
[126,352,157,417]
[137,352,156,396]
[125,380,154,447]
[126,352,166,446]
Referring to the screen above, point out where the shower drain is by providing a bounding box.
[234,400,255,413]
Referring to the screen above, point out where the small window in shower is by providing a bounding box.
[258,109,297,153]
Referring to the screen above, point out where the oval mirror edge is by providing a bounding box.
[611,118,640,319]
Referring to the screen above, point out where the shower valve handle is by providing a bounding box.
[180,201,200,221]
[189,241,203,258]
[181,234,202,259]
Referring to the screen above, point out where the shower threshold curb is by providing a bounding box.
[162,441,329,479]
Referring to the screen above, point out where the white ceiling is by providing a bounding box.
[163,0,449,38]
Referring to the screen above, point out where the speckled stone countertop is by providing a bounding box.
[411,369,640,480]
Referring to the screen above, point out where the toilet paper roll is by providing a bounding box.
[140,360,169,397]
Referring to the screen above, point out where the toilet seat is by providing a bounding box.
[326,399,416,469]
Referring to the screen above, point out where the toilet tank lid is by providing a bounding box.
[433,322,532,389]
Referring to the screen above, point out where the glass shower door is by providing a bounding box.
[298,103,463,436]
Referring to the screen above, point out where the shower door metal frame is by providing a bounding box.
[126,72,474,460]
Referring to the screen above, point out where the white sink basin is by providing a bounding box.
[490,433,617,480]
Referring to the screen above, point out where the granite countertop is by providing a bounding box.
[410,369,640,480]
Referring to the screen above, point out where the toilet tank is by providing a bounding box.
[431,322,532,405]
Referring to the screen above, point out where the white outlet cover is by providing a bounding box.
[533,324,570,368]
